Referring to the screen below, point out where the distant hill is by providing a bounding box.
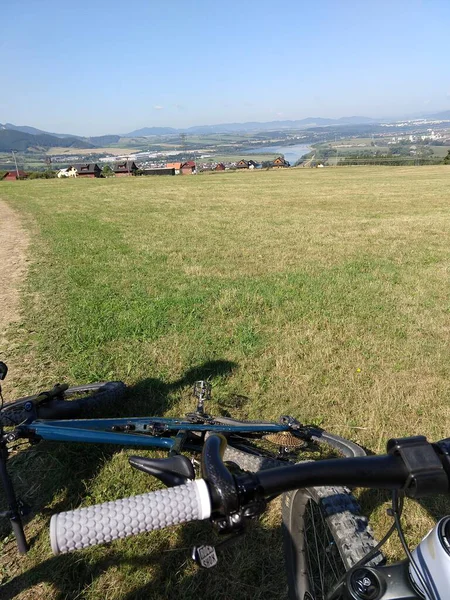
[124,116,378,136]
[125,127,178,136]
[3,111,450,144]
[1,116,381,143]
[1,122,49,135]
[0,129,95,152]
[185,116,378,133]
[87,135,121,145]
[0,122,81,139]
[426,110,450,120]
[0,123,117,151]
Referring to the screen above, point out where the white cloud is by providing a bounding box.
[153,105,164,110]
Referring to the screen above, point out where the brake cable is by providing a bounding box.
[335,491,438,600]
[392,490,437,600]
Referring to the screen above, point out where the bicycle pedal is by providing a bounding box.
[192,544,218,569]
[193,381,212,401]
[192,530,243,569]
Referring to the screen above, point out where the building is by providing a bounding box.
[114,161,138,176]
[2,170,27,180]
[236,159,250,169]
[237,159,260,169]
[247,160,260,169]
[180,161,196,175]
[73,164,102,178]
[214,163,225,171]
[166,162,182,174]
[140,168,175,176]
[272,157,290,168]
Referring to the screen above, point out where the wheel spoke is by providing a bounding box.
[303,497,346,599]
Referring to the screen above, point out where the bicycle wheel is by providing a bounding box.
[282,486,382,600]
[0,381,127,426]
[217,424,378,600]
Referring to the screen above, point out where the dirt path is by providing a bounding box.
[0,200,30,372]
[302,154,316,167]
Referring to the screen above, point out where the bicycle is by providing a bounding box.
[50,432,450,600]
[0,358,369,591]
[0,360,127,554]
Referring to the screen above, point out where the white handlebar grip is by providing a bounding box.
[50,479,211,554]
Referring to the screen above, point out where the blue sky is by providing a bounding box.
[1,0,449,135]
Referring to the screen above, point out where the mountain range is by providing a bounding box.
[1,116,379,141]
[124,116,379,136]
[0,126,122,152]
[124,111,450,135]
[1,111,449,151]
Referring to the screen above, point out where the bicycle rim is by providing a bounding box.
[282,486,382,600]
[305,491,345,598]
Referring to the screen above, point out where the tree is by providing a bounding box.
[27,170,56,179]
[102,165,114,176]
[443,150,450,164]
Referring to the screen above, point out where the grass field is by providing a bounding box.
[328,138,450,159]
[1,166,450,598]
[429,145,450,158]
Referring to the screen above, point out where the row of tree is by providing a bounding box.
[296,147,450,167]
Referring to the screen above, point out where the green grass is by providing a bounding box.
[1,166,450,598]
[430,145,450,158]
[328,138,450,159]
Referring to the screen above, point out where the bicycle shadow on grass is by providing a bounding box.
[118,359,239,418]
[0,516,288,600]
[0,360,238,596]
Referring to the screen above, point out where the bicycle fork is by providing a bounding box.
[0,443,29,553]
[0,366,29,553]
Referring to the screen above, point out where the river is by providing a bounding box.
[243,144,311,164]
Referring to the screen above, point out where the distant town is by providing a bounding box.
[1,156,293,181]
[1,113,450,176]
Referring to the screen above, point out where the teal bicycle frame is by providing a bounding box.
[20,417,293,449]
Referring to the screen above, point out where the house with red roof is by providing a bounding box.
[2,170,27,180]
[181,161,196,175]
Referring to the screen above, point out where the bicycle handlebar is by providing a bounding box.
[50,435,450,555]
[51,479,211,554]
[255,435,450,499]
